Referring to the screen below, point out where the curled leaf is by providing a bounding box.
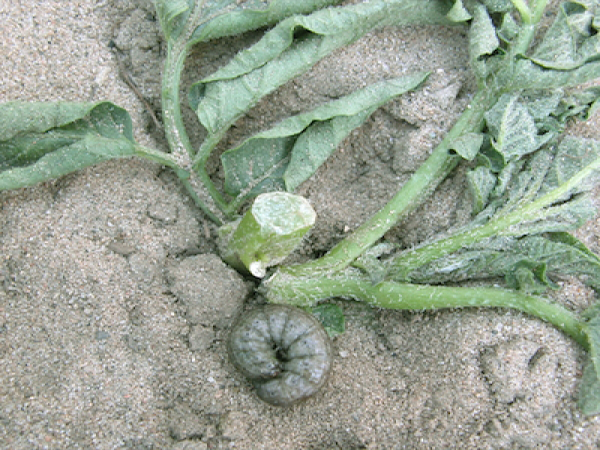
[470,2,499,60]
[467,165,496,214]
[469,2,500,79]
[529,1,600,70]
[154,0,194,41]
[450,132,485,161]
[445,0,472,22]
[190,0,344,44]
[220,74,429,201]
[189,0,451,137]
[0,102,137,191]
[511,1,600,90]
[155,0,343,43]
[484,94,549,163]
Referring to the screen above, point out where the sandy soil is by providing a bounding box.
[2,0,600,449]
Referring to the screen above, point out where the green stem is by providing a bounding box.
[192,126,226,171]
[179,175,223,225]
[161,0,210,164]
[162,41,195,165]
[160,2,235,223]
[133,144,188,177]
[265,272,588,349]
[134,143,224,224]
[512,0,549,54]
[509,0,549,26]
[161,42,226,223]
[531,0,550,25]
[192,131,230,214]
[282,89,497,276]
[510,0,532,24]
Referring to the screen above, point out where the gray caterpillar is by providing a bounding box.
[227,304,333,406]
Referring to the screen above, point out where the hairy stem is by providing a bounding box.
[162,42,195,166]
[193,131,230,214]
[504,0,548,72]
[265,272,588,349]
[532,0,551,24]
[180,175,224,225]
[510,0,532,23]
[133,143,188,176]
[161,38,226,223]
[155,0,233,223]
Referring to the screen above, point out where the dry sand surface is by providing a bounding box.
[2,0,600,449]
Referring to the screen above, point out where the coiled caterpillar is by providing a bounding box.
[227,305,332,406]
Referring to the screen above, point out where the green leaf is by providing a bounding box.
[521,90,564,121]
[529,1,600,70]
[481,0,513,13]
[481,139,599,237]
[497,11,519,42]
[189,0,344,44]
[189,0,452,137]
[154,0,194,41]
[221,74,429,200]
[467,165,496,214]
[484,94,547,164]
[579,308,600,415]
[310,303,345,338]
[0,102,137,191]
[470,3,500,59]
[513,59,600,90]
[469,2,500,80]
[509,2,600,90]
[445,0,472,22]
[578,360,600,416]
[558,86,600,121]
[541,135,600,196]
[505,260,552,294]
[480,89,599,172]
[450,132,485,161]
[155,0,344,43]
[404,233,600,292]
[546,232,600,290]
